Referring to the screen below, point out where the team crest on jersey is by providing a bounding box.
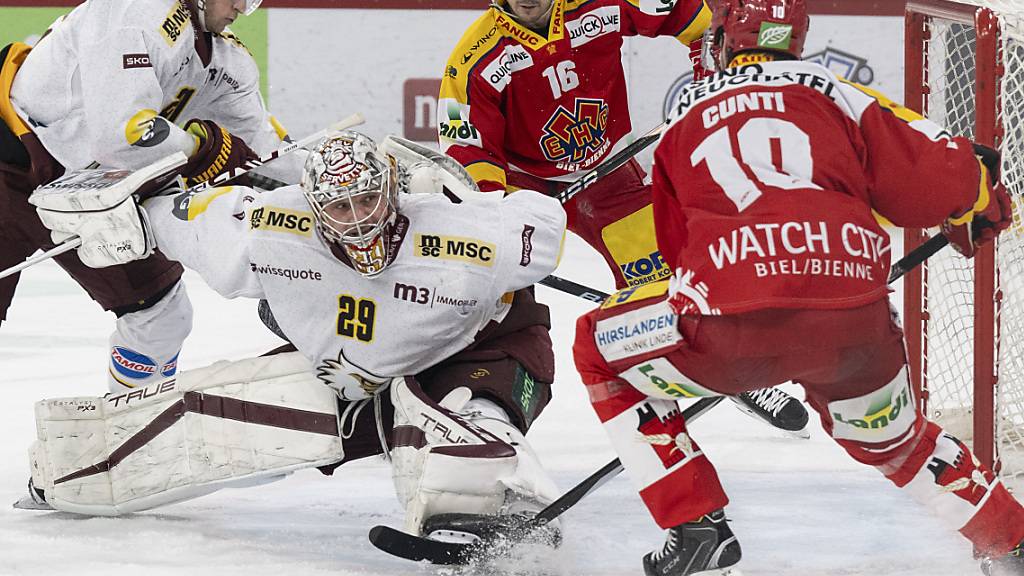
[635,402,694,469]
[540,98,609,165]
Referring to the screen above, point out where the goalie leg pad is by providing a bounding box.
[29,351,343,516]
[390,378,558,535]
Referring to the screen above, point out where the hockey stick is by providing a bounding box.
[556,121,668,205]
[368,395,725,565]
[0,113,365,280]
[536,229,950,306]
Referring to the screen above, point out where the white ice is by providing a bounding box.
[0,233,982,576]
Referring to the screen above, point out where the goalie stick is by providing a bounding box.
[370,230,954,565]
[368,395,725,566]
[0,113,366,280]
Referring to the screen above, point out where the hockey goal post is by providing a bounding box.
[904,0,1024,485]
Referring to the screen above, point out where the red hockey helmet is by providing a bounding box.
[707,0,810,68]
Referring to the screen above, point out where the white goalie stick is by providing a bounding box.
[369,229,955,565]
[0,113,366,280]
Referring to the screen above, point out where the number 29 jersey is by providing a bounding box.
[651,60,988,315]
[143,185,566,398]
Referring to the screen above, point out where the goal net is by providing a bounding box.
[904,0,1024,487]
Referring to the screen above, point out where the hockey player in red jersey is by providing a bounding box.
[442,0,811,440]
[573,1,1023,575]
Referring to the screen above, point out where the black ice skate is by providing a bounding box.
[643,509,742,576]
[981,539,1024,576]
[731,387,810,438]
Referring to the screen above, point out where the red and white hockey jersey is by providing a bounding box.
[651,60,989,315]
[439,0,710,190]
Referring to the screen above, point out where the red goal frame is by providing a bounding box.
[903,0,1003,469]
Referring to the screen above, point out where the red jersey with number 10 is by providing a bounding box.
[440,0,710,191]
[651,60,987,315]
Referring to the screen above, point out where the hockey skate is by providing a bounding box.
[643,509,742,576]
[12,478,53,511]
[981,540,1024,576]
[731,387,810,438]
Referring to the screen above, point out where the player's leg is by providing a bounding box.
[796,300,1024,573]
[51,247,189,392]
[575,297,739,576]
[390,289,560,542]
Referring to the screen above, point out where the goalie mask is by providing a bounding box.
[301,132,400,277]
[704,0,809,70]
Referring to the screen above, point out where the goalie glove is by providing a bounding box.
[29,153,186,268]
[180,119,259,187]
[941,143,1014,258]
[378,135,494,203]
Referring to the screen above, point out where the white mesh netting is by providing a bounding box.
[913,1,1024,486]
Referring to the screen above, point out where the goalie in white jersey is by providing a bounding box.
[22,131,568,548]
[0,0,301,393]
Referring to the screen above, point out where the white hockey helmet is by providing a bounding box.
[193,0,263,31]
[301,131,400,277]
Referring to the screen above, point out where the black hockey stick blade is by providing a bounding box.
[368,396,723,565]
[368,525,478,565]
[556,122,668,205]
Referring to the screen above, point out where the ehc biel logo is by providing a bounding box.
[540,98,609,163]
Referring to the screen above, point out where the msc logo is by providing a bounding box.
[160,0,190,46]
[620,250,669,285]
[415,234,495,267]
[540,98,609,164]
[249,206,314,237]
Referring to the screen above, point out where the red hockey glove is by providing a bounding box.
[179,119,259,187]
[941,143,1013,258]
[688,38,714,81]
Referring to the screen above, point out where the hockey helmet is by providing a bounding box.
[301,131,401,277]
[192,0,263,31]
[705,0,810,69]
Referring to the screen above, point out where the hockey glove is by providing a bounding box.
[35,194,155,268]
[179,119,259,187]
[941,143,1014,258]
[689,38,714,81]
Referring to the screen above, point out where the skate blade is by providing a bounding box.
[692,568,743,576]
[12,496,54,511]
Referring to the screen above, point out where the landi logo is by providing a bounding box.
[403,78,442,142]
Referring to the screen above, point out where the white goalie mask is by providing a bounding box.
[301,132,400,277]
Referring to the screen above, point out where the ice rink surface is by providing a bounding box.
[0,233,985,576]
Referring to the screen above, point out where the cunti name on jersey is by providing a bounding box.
[670,63,840,121]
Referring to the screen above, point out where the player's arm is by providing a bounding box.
[838,81,1012,257]
[493,190,568,292]
[141,185,265,297]
[438,23,510,192]
[78,28,261,187]
[77,28,198,168]
[620,0,712,77]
